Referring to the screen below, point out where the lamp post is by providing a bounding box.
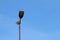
[16,10,24,40]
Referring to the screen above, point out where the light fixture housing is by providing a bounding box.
[19,10,24,19]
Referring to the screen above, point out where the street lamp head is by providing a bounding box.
[19,10,24,19]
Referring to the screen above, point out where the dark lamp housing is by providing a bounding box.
[19,11,24,19]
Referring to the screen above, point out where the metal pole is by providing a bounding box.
[19,19,21,40]
[19,24,20,40]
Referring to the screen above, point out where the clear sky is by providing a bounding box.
[0,0,60,40]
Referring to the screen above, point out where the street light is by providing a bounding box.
[19,10,24,19]
[16,10,24,40]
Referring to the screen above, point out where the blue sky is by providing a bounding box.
[0,0,60,40]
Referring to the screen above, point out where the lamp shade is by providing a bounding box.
[19,11,24,19]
